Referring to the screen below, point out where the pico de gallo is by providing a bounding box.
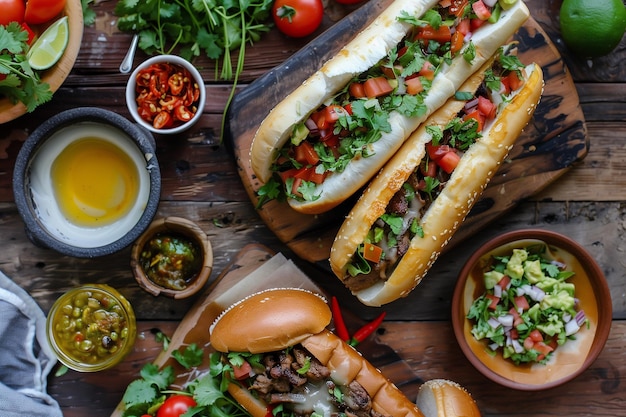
[256,0,521,207]
[343,45,527,290]
[467,245,587,365]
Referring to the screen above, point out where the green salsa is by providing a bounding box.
[139,233,202,290]
[52,288,130,365]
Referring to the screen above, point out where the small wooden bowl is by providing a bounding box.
[131,217,213,299]
[451,229,612,390]
[0,0,84,123]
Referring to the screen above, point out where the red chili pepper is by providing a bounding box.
[349,311,387,346]
[330,296,350,342]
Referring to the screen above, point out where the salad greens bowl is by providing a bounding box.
[451,229,612,390]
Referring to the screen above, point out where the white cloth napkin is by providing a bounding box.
[0,270,62,417]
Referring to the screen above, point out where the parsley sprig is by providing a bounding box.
[0,22,53,112]
[121,342,251,417]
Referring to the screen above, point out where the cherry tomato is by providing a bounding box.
[156,395,196,417]
[0,0,25,25]
[24,0,66,25]
[272,0,323,38]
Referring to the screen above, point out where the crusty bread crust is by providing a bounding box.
[209,288,331,353]
[416,379,481,417]
[330,62,544,306]
[251,0,530,214]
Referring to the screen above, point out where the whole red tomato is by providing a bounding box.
[156,395,197,417]
[0,0,25,25]
[24,0,66,25]
[272,0,324,38]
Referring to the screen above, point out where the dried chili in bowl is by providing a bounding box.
[134,62,201,130]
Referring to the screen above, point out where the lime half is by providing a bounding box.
[27,16,70,70]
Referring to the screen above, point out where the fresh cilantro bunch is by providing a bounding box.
[0,22,53,112]
[122,343,251,417]
[114,0,273,81]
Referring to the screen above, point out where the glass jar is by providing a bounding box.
[46,284,136,372]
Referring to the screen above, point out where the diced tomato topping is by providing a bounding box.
[405,77,424,95]
[513,295,530,311]
[533,341,554,360]
[321,131,340,148]
[314,105,345,130]
[362,243,383,263]
[450,31,465,54]
[523,336,535,350]
[363,77,394,98]
[415,24,452,43]
[418,61,436,80]
[509,307,524,327]
[463,109,485,132]
[438,0,451,7]
[505,71,524,92]
[437,150,461,174]
[470,18,486,31]
[477,95,497,120]
[486,293,500,310]
[529,329,544,343]
[293,141,320,165]
[349,82,366,98]
[456,18,471,36]
[426,143,451,161]
[472,0,492,20]
[497,275,511,290]
[509,328,519,340]
[232,361,252,380]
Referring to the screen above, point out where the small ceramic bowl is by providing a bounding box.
[46,284,136,372]
[126,54,206,135]
[131,217,213,299]
[451,229,612,391]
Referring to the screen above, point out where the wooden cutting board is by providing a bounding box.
[226,2,588,267]
[111,244,422,416]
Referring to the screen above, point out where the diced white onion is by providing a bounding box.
[565,319,581,336]
[483,0,498,7]
[511,339,524,354]
[493,284,502,298]
[497,314,514,328]
[488,318,501,329]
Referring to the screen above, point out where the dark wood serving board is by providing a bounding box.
[226,1,588,266]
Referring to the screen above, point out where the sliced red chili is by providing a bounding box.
[153,111,173,129]
[174,105,194,122]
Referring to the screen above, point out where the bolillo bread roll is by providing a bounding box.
[209,288,426,417]
[330,47,544,306]
[251,0,531,214]
[416,379,482,417]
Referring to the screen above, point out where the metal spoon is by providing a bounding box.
[119,34,139,74]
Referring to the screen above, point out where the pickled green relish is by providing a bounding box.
[139,233,202,290]
[52,288,131,365]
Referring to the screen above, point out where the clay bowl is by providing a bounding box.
[131,217,213,299]
[451,229,612,390]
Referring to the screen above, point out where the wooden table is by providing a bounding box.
[1,0,625,416]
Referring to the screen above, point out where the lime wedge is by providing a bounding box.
[27,16,70,71]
